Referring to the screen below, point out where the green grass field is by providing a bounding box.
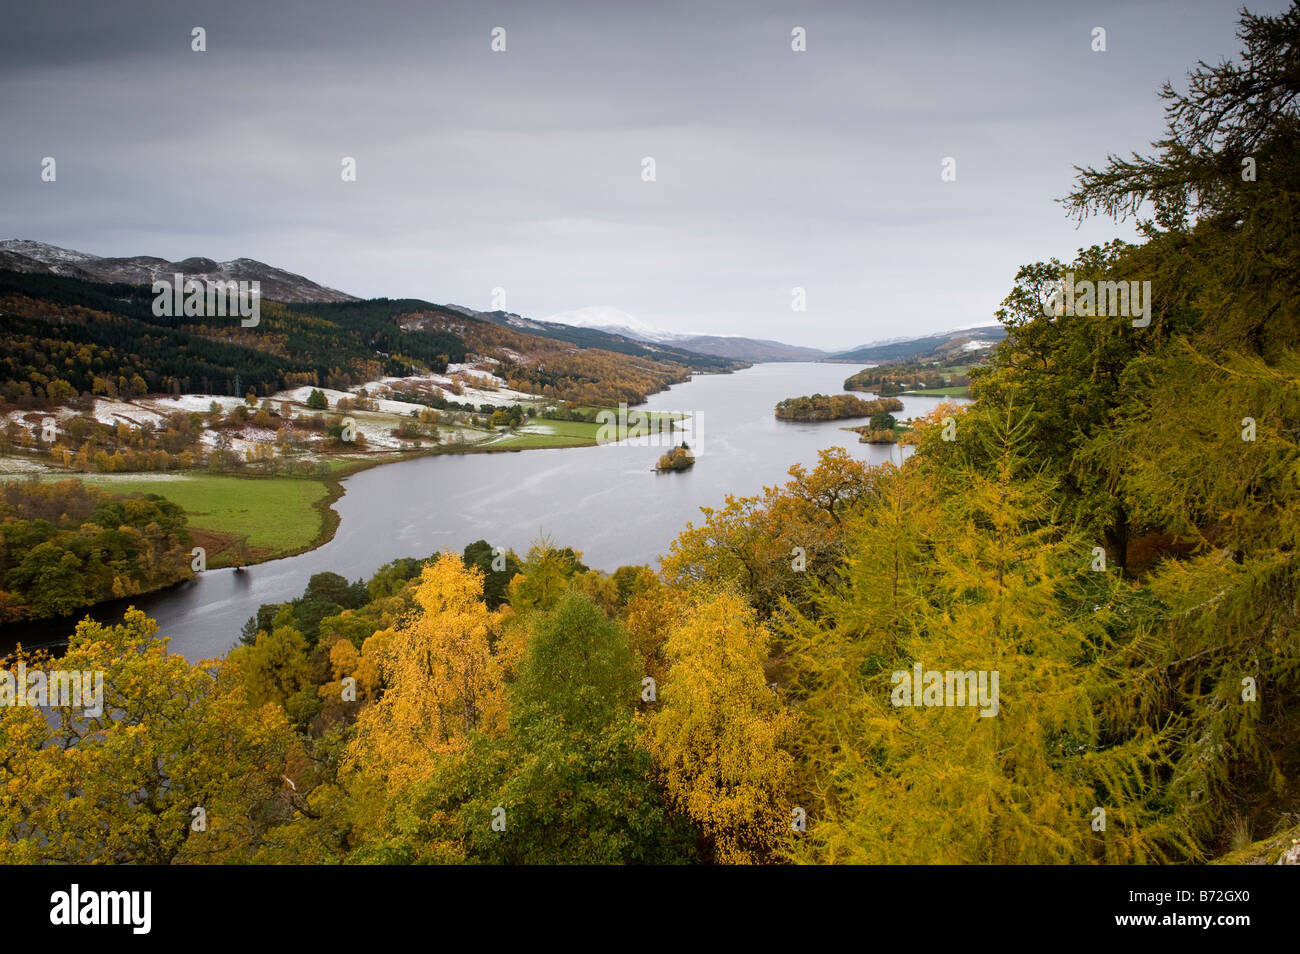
[486,418,600,449]
[17,406,687,561]
[488,431,593,449]
[903,386,970,397]
[487,412,687,450]
[61,473,329,562]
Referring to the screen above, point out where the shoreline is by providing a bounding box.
[0,420,638,646]
[0,365,715,639]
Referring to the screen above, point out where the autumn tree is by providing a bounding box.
[661,447,876,618]
[0,610,298,864]
[346,554,504,797]
[782,403,1173,863]
[358,590,693,864]
[646,590,796,863]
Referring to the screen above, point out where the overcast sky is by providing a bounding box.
[0,0,1281,350]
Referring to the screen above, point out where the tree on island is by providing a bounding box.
[656,442,695,472]
[774,393,902,422]
[859,409,901,444]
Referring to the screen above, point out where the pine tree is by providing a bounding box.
[783,402,1169,863]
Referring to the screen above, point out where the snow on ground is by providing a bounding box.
[90,399,166,428]
[359,372,537,409]
[0,456,53,475]
[75,472,192,483]
[237,426,279,445]
[141,394,247,414]
[273,385,356,407]
[441,426,494,445]
[271,377,534,412]
[3,407,79,435]
[3,364,543,465]
[448,383,537,407]
[354,395,428,416]
[446,363,496,377]
[343,417,403,450]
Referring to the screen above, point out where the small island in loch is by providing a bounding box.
[774,393,903,422]
[849,409,906,444]
[654,442,695,472]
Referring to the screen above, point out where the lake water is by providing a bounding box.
[10,363,959,660]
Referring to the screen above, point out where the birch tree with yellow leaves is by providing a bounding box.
[646,590,797,863]
[346,554,505,797]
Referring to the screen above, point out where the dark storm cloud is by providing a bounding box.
[0,0,1283,348]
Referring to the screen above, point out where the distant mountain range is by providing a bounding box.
[537,306,1007,365]
[663,334,827,362]
[441,306,756,367]
[0,240,1004,368]
[829,325,1006,364]
[0,239,357,303]
[0,241,823,363]
[541,306,829,362]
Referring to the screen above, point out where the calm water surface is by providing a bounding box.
[13,363,960,660]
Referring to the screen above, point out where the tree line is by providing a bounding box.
[0,480,190,621]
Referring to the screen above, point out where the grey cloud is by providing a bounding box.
[0,0,1283,349]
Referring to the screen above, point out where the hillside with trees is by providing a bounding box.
[830,325,1005,364]
[844,361,973,396]
[3,6,1299,865]
[0,274,739,410]
[0,480,191,621]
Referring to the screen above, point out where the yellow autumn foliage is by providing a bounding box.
[346,554,505,795]
[646,590,796,863]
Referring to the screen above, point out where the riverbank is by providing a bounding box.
[4,406,687,574]
[0,409,695,657]
[4,365,960,661]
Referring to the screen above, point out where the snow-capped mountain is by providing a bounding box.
[0,239,358,303]
[0,242,827,361]
[831,325,1006,363]
[0,239,101,270]
[541,306,686,344]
